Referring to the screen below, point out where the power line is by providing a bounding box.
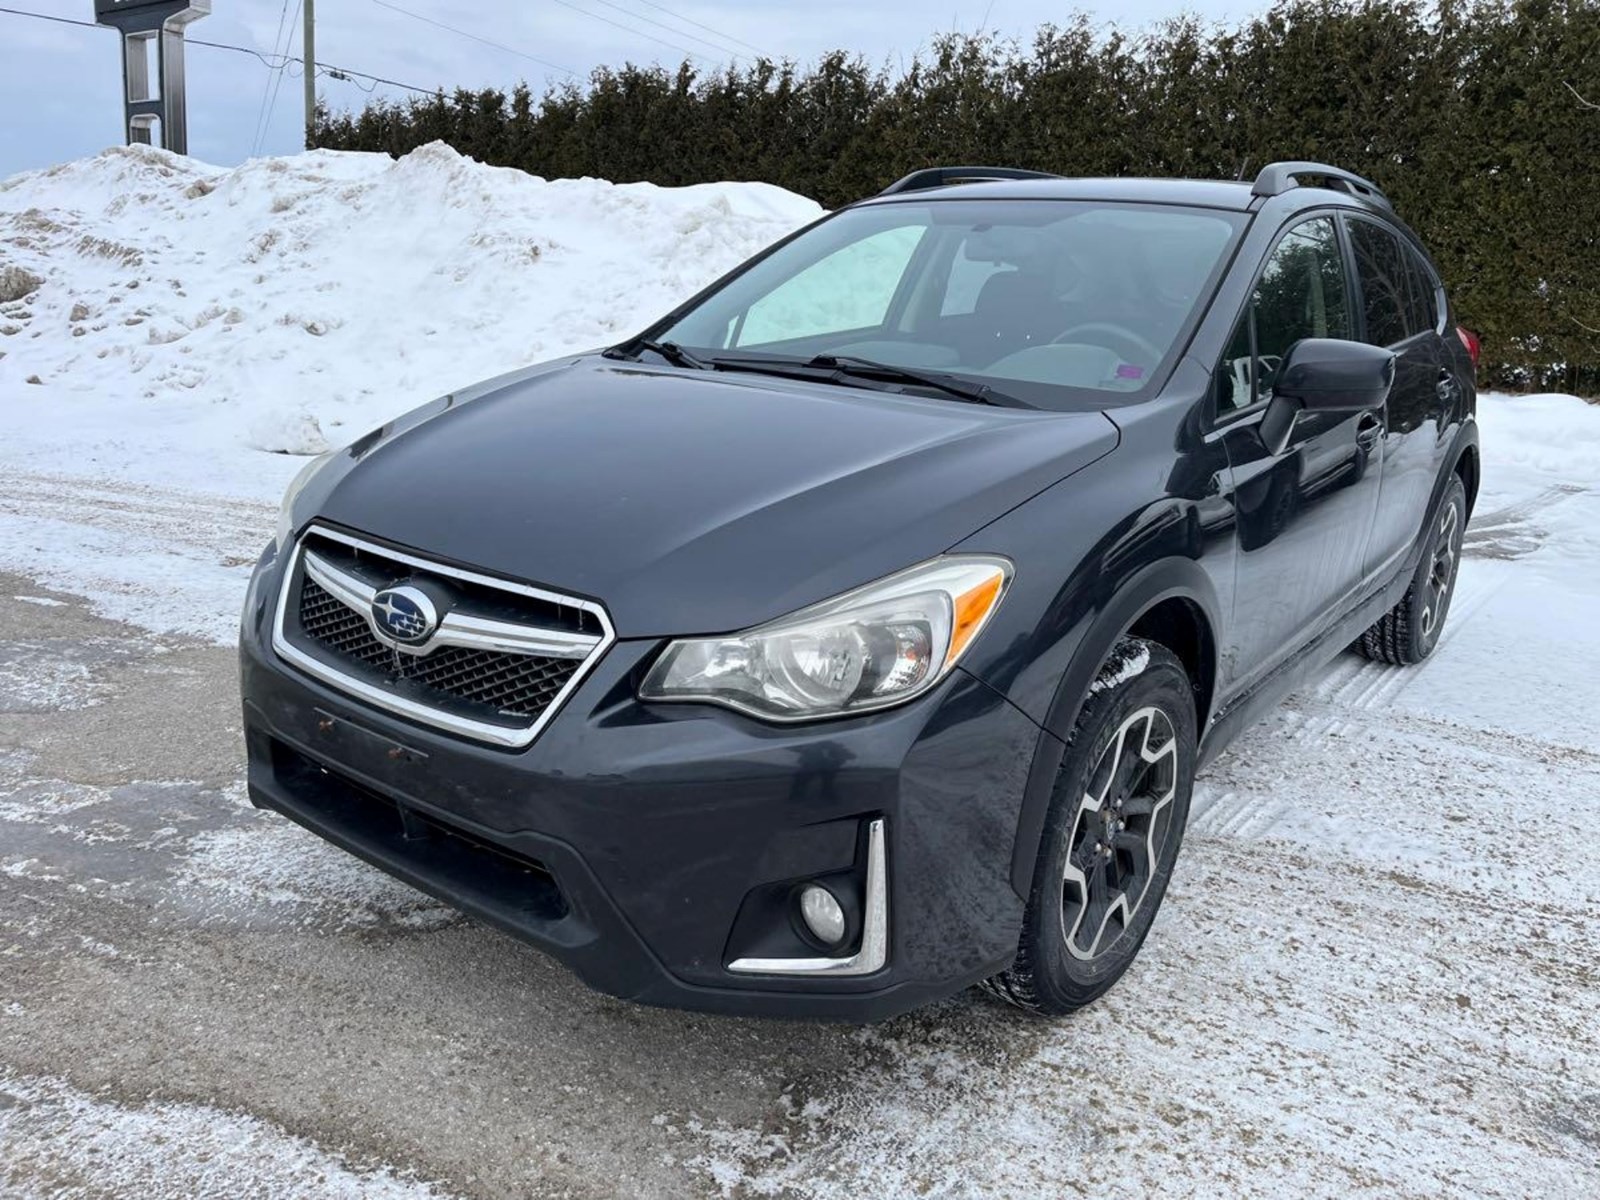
[579,0,756,60]
[196,36,438,96]
[0,4,98,31]
[250,0,295,155]
[0,4,438,96]
[626,0,770,57]
[370,0,575,78]
[546,0,707,63]
[2,0,753,97]
[322,64,380,94]
[257,0,304,155]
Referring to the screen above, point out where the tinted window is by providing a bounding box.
[1217,216,1351,412]
[1349,219,1413,346]
[1404,245,1440,333]
[657,200,1245,408]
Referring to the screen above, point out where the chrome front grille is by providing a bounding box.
[297,576,584,717]
[272,525,615,748]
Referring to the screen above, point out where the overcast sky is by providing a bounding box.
[0,0,1250,177]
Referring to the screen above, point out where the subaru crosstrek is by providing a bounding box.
[240,161,1479,1019]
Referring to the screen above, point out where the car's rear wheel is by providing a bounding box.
[983,638,1196,1016]
[1354,475,1467,666]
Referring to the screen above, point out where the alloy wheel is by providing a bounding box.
[1420,500,1462,638]
[1061,705,1179,961]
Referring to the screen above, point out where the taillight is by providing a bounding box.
[1456,326,1480,370]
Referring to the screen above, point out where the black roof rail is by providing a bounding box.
[878,165,1062,197]
[1251,161,1391,208]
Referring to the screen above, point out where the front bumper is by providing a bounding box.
[239,543,1041,1020]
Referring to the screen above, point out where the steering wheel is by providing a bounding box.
[1052,322,1163,365]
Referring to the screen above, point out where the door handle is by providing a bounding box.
[1355,411,1383,452]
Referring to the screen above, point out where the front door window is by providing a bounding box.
[1217,216,1351,413]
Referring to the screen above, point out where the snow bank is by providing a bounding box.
[0,142,821,467]
[1476,390,1600,500]
[0,144,820,635]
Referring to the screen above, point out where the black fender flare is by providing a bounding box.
[1007,556,1222,897]
[1446,418,1481,517]
[1399,419,1482,580]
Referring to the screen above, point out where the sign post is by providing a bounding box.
[93,0,212,155]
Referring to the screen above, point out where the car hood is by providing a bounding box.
[312,357,1118,636]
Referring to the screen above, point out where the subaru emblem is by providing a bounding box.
[371,585,438,645]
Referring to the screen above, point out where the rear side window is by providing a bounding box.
[1349,218,1414,347]
[1216,216,1351,412]
[1404,246,1441,333]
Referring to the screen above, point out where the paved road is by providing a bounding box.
[0,570,882,1199]
[2,539,1598,1197]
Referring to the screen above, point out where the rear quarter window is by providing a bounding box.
[1404,245,1442,333]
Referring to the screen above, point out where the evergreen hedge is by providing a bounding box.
[314,0,1600,394]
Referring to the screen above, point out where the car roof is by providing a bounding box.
[854,175,1395,219]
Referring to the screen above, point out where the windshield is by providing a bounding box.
[651,199,1245,408]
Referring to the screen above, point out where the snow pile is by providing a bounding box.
[0,142,821,466]
[0,144,820,636]
[1475,391,1600,570]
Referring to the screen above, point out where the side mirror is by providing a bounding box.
[1259,338,1395,455]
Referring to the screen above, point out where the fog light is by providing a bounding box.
[799,884,847,947]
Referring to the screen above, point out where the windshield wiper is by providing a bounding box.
[707,352,1027,408]
[615,339,709,370]
[807,354,1027,408]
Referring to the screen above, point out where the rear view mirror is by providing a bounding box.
[1259,338,1395,454]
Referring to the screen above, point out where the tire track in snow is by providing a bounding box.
[0,1070,452,1200]
[1189,559,1579,847]
[1284,561,1506,749]
[1462,482,1588,560]
[684,813,1600,1199]
[1196,561,1510,838]
[0,470,274,554]
[0,471,275,641]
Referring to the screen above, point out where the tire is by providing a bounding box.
[983,638,1197,1017]
[1354,475,1467,666]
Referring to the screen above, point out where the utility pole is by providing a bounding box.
[303,0,316,149]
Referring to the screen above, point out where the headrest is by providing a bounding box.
[974,270,1054,317]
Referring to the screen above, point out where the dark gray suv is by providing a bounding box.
[239,162,1478,1020]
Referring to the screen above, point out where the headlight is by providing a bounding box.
[639,556,1011,721]
[274,449,335,551]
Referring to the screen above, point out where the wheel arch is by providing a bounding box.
[1454,439,1480,517]
[1007,557,1220,897]
[1126,597,1217,734]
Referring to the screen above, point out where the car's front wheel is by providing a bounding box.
[984,637,1196,1016]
